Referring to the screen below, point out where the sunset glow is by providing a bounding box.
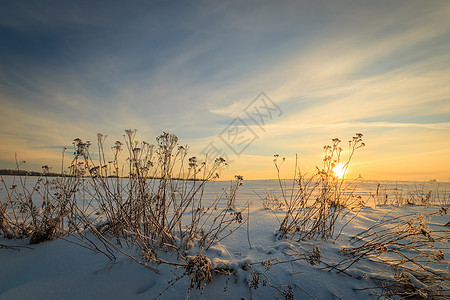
[332,163,348,179]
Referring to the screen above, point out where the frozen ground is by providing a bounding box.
[1,178,449,299]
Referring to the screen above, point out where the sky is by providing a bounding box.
[0,0,449,181]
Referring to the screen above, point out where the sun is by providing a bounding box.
[332,163,347,179]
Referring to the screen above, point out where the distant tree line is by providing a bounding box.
[0,169,205,181]
[0,169,62,177]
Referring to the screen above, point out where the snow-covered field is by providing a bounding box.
[1,178,449,299]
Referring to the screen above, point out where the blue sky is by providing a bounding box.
[1,0,449,180]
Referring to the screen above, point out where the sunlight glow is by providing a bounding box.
[332,163,347,179]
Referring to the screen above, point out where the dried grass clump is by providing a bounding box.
[187,253,213,290]
[271,134,365,241]
[374,182,450,207]
[244,261,294,300]
[260,189,283,210]
[0,164,85,243]
[69,131,248,266]
[1,130,247,294]
[332,213,450,299]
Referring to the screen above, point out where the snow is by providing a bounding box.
[1,178,449,299]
